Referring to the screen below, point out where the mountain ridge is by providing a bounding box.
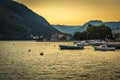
[53,25,80,35]
[0,0,58,40]
[53,20,120,34]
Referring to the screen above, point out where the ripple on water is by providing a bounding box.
[0,41,120,80]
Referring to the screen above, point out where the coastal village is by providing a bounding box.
[0,0,120,80]
[112,28,120,41]
[30,32,72,41]
[30,28,120,41]
[29,27,120,50]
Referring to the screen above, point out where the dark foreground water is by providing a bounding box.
[0,41,120,80]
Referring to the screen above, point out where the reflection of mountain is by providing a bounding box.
[0,0,57,40]
[53,20,120,35]
[53,25,80,35]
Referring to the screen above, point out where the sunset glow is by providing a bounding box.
[15,0,120,25]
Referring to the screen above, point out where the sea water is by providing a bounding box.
[0,41,120,80]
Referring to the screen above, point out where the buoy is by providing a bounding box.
[28,49,31,52]
[40,52,44,56]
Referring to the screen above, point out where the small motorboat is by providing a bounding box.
[59,44,84,50]
[93,45,116,51]
[78,42,89,46]
[73,41,89,46]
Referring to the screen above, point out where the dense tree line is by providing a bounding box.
[73,24,112,40]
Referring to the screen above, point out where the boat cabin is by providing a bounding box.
[100,45,107,48]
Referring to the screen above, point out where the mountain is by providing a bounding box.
[105,22,120,29]
[76,20,104,32]
[53,25,80,35]
[0,0,57,40]
[76,20,120,32]
[53,20,120,35]
[53,20,103,34]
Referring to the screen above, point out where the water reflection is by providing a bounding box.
[0,41,120,80]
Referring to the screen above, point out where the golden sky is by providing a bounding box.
[15,0,120,25]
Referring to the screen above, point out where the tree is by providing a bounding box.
[73,24,112,40]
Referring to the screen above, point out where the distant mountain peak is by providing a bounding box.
[53,25,80,35]
[84,20,103,26]
[76,20,120,32]
[53,20,120,35]
[87,20,103,23]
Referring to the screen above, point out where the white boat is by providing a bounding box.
[73,41,89,46]
[88,40,106,46]
[93,45,116,51]
[82,42,89,46]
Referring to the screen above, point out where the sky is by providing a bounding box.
[15,0,120,25]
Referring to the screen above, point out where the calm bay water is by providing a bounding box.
[0,41,120,80]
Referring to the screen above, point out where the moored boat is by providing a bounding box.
[59,44,84,50]
[88,40,106,46]
[73,41,89,46]
[93,45,116,51]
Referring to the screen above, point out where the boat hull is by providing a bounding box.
[59,45,84,50]
[93,46,116,51]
